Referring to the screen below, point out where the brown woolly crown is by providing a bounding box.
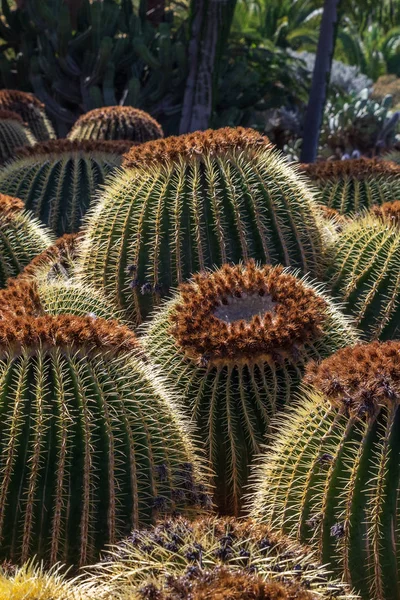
[71,105,163,132]
[0,90,45,110]
[305,341,400,417]
[0,110,23,123]
[371,200,400,226]
[170,261,328,366]
[14,139,136,158]
[122,127,272,168]
[0,279,42,320]
[299,158,400,181]
[0,193,24,216]
[18,232,80,281]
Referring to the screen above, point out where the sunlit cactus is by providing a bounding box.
[250,341,400,600]
[68,106,164,143]
[78,516,356,600]
[77,127,326,324]
[299,158,400,214]
[0,193,53,287]
[370,200,400,226]
[0,90,56,142]
[0,110,36,164]
[0,140,133,236]
[0,312,210,567]
[327,214,400,340]
[142,261,358,514]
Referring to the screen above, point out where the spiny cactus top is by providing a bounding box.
[0,311,210,567]
[250,340,400,600]
[68,106,164,143]
[77,127,326,324]
[17,232,80,283]
[0,193,53,287]
[78,516,356,600]
[327,213,400,340]
[0,139,133,236]
[370,200,400,226]
[0,109,36,164]
[142,261,358,514]
[0,90,55,141]
[299,158,400,214]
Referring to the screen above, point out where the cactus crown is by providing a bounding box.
[170,261,328,365]
[300,158,400,181]
[122,127,272,168]
[19,233,80,281]
[14,139,134,158]
[0,110,24,124]
[0,90,45,111]
[0,193,24,216]
[370,200,400,225]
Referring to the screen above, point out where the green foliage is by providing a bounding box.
[0,110,36,164]
[0,90,55,142]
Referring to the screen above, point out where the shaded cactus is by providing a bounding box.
[299,158,400,214]
[0,312,209,567]
[0,193,53,287]
[141,261,358,514]
[0,140,134,236]
[0,90,55,142]
[250,341,400,600]
[78,516,356,600]
[327,214,400,340]
[0,110,36,164]
[77,127,327,324]
[68,106,164,143]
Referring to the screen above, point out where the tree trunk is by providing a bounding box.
[300,0,342,163]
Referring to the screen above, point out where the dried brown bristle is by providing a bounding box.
[299,158,400,181]
[122,127,272,168]
[0,279,42,320]
[319,205,347,224]
[14,139,136,158]
[73,106,162,129]
[304,341,400,415]
[371,200,400,226]
[0,110,23,123]
[0,90,45,110]
[170,261,327,365]
[19,232,80,280]
[0,193,24,215]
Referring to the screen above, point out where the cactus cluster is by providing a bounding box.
[0,90,55,142]
[142,261,357,513]
[0,110,36,164]
[68,107,163,143]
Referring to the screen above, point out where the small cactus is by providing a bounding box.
[0,140,133,236]
[250,341,400,600]
[77,127,327,324]
[0,90,55,142]
[142,261,358,513]
[0,110,36,164]
[299,158,400,214]
[68,106,164,143]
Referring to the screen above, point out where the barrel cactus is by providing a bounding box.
[370,200,400,226]
[0,193,53,287]
[299,158,400,214]
[0,90,55,142]
[17,233,80,283]
[0,140,134,236]
[77,127,327,324]
[327,214,400,340]
[250,340,400,600]
[0,110,36,164]
[68,106,164,143]
[142,261,358,514]
[78,516,356,600]
[0,312,210,567]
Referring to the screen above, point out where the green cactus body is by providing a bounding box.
[68,106,164,143]
[299,158,400,214]
[0,110,36,164]
[0,193,53,288]
[0,313,210,567]
[0,140,133,236]
[77,127,327,324]
[249,341,400,600]
[78,516,357,600]
[0,90,56,142]
[327,214,400,340]
[141,261,358,514]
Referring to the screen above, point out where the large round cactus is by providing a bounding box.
[299,158,400,214]
[0,140,134,236]
[78,516,356,600]
[327,213,400,340]
[250,341,400,600]
[0,110,36,164]
[77,127,327,324]
[0,193,53,287]
[0,90,55,142]
[68,106,163,143]
[142,261,358,514]
[0,312,210,567]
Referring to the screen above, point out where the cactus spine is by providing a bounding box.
[77,127,327,324]
[250,341,400,600]
[68,106,164,143]
[0,90,56,142]
[0,110,36,164]
[299,158,400,214]
[142,261,358,514]
[0,140,132,236]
